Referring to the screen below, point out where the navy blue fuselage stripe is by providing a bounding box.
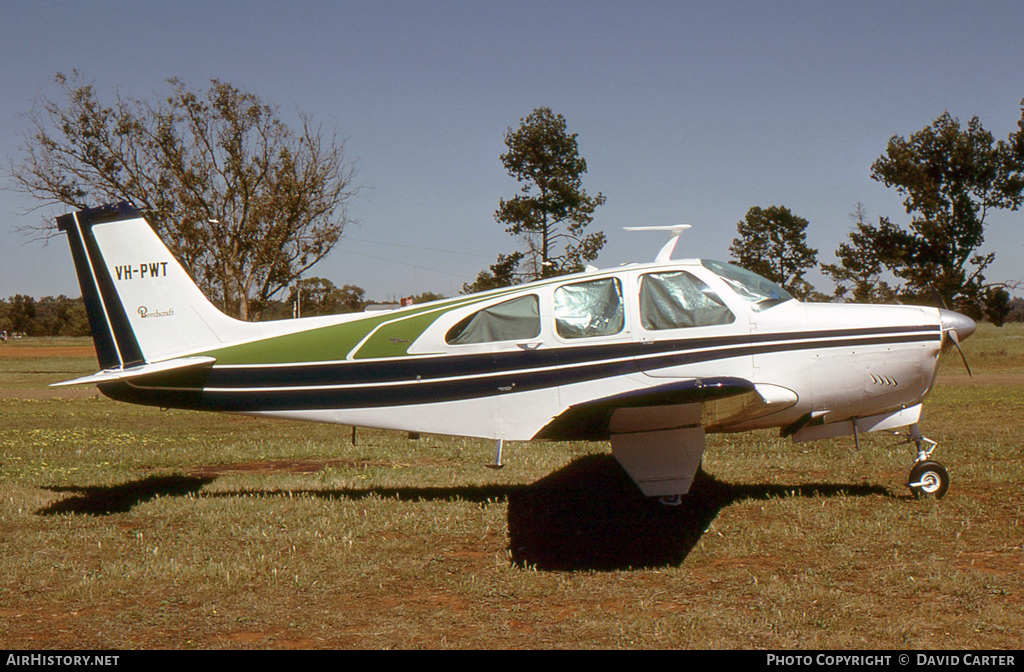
[104,327,940,412]
[204,325,939,388]
[201,323,942,389]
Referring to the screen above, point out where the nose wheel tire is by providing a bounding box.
[908,460,949,500]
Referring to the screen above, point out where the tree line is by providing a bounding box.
[479,105,1024,325]
[1,295,89,337]
[5,74,1024,327]
[6,281,1024,340]
[733,108,1024,325]
[0,282,452,338]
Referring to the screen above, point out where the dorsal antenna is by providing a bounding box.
[623,225,692,262]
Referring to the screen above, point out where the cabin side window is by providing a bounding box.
[445,295,540,345]
[639,271,735,330]
[553,278,624,339]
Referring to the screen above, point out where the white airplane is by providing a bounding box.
[54,202,976,504]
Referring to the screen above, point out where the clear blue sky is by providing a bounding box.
[2,0,1023,302]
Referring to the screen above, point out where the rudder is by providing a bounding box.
[58,202,255,368]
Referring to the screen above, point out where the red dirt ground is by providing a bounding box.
[0,345,97,358]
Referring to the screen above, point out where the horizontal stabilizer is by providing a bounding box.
[50,356,216,387]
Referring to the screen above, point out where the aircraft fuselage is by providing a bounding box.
[95,259,945,443]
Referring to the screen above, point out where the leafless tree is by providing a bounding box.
[8,72,361,320]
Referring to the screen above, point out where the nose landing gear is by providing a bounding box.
[899,424,950,499]
[908,460,950,499]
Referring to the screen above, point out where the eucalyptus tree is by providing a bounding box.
[9,72,360,319]
[821,203,901,304]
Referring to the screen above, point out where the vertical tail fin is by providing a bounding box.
[57,202,256,368]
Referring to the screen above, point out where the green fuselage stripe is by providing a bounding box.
[198,288,528,365]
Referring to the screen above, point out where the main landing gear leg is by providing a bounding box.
[900,424,949,499]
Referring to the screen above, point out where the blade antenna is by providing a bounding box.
[624,225,692,262]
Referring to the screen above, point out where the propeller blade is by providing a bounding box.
[928,285,948,310]
[948,328,973,379]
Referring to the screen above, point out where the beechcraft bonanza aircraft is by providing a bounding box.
[55,202,977,503]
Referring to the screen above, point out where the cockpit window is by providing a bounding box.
[639,271,735,330]
[553,277,624,339]
[701,260,793,310]
[446,295,540,345]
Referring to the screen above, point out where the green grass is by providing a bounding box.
[0,335,1021,649]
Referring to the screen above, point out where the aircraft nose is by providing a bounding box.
[939,309,977,342]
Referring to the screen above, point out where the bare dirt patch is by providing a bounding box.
[937,373,1024,386]
[0,388,100,399]
[0,345,97,358]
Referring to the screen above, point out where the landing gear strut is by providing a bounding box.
[900,424,949,499]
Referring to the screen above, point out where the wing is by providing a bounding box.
[534,377,798,497]
[533,377,796,441]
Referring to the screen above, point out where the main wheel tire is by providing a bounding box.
[908,460,949,500]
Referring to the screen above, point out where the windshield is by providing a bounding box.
[701,260,793,310]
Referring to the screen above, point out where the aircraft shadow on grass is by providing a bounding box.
[502,455,890,571]
[39,474,215,516]
[39,455,889,571]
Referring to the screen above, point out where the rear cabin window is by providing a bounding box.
[553,277,625,339]
[639,271,735,330]
[445,295,540,345]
